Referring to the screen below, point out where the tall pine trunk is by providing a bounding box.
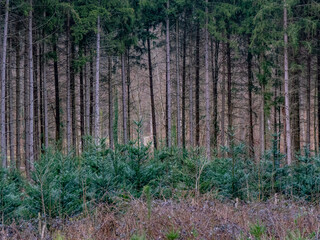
[176,19,181,148]
[212,38,219,151]
[8,39,14,166]
[204,0,210,158]
[28,0,34,170]
[247,36,254,158]
[166,0,172,147]
[1,0,9,168]
[147,31,157,149]
[284,0,292,165]
[121,54,128,144]
[95,15,100,143]
[195,22,200,146]
[182,14,187,149]
[53,38,61,148]
[226,32,233,147]
[306,55,311,149]
[66,12,72,152]
[108,56,114,149]
[15,24,21,169]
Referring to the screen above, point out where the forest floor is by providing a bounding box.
[3,195,320,240]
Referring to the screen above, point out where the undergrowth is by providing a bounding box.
[1,122,320,226]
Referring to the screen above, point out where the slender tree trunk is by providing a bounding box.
[43,43,48,150]
[70,40,76,150]
[40,40,44,150]
[306,54,311,149]
[28,0,34,170]
[226,32,233,147]
[80,63,84,150]
[95,15,100,143]
[15,24,21,169]
[247,36,254,159]
[127,49,131,141]
[195,22,200,146]
[121,54,128,144]
[212,38,219,151]
[85,47,90,136]
[90,55,94,136]
[166,0,172,147]
[205,0,210,158]
[318,32,320,152]
[8,39,14,166]
[221,43,226,150]
[108,56,114,149]
[260,84,265,157]
[33,41,39,160]
[147,31,157,149]
[188,34,194,147]
[1,0,9,168]
[284,1,292,165]
[24,30,30,176]
[182,15,187,149]
[176,19,181,148]
[66,12,71,152]
[53,39,61,148]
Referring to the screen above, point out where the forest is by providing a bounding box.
[1,0,320,239]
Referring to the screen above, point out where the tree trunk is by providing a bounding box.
[85,47,90,136]
[212,38,219,151]
[166,0,172,148]
[95,15,100,144]
[43,42,48,150]
[121,54,128,145]
[182,15,187,149]
[127,49,131,141]
[188,33,194,147]
[195,22,200,147]
[90,55,94,136]
[28,0,34,170]
[247,36,254,159]
[221,43,226,150]
[318,31,320,152]
[33,41,39,161]
[8,39,14,166]
[1,0,9,168]
[66,12,71,152]
[15,23,21,169]
[80,63,84,150]
[176,19,181,148]
[284,1,292,165]
[53,38,61,148]
[70,40,76,150]
[108,56,114,149]
[306,54,311,149]
[147,31,157,149]
[226,32,233,147]
[205,0,210,158]
[24,29,30,176]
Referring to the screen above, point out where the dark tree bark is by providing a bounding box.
[15,24,21,169]
[195,22,200,147]
[108,56,114,149]
[53,39,61,148]
[90,56,94,136]
[80,64,85,150]
[147,31,157,149]
[127,49,131,141]
[33,41,39,160]
[182,16,187,149]
[70,40,76,150]
[212,37,219,151]
[226,32,233,147]
[247,36,254,158]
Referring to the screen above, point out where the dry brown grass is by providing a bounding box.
[2,196,320,240]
